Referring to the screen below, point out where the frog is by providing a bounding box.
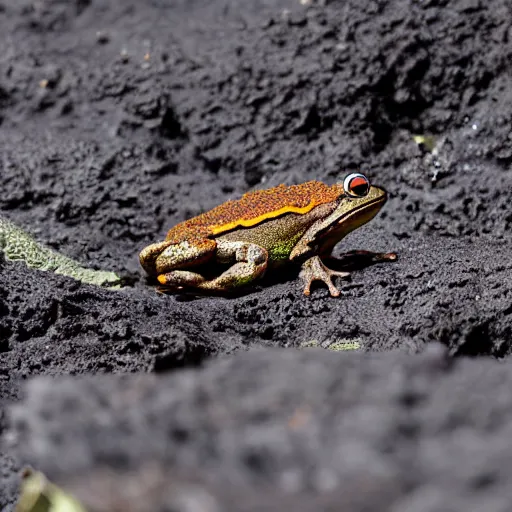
[139,173,396,297]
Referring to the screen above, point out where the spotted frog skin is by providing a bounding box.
[139,173,396,296]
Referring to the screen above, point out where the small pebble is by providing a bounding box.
[96,31,110,44]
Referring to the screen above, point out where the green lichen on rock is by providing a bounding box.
[300,338,361,351]
[299,339,321,349]
[327,339,361,351]
[412,134,438,153]
[0,217,122,288]
[16,469,86,512]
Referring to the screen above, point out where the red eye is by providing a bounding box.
[343,173,370,198]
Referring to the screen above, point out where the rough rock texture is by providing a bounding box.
[8,347,512,512]
[1,0,512,509]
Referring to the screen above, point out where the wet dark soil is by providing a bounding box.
[1,0,512,510]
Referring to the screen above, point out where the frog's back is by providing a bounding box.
[166,180,344,243]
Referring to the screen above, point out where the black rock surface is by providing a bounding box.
[1,0,512,510]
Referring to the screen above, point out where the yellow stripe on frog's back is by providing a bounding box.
[165,181,344,243]
[210,202,321,234]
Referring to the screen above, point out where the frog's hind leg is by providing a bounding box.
[158,240,268,292]
[157,269,208,288]
[199,241,268,291]
[139,240,176,276]
[150,238,217,275]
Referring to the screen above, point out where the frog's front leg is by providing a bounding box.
[290,219,396,297]
[298,251,397,297]
[158,240,268,292]
[288,216,351,297]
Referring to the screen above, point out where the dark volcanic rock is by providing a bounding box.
[7,347,512,512]
[0,0,512,509]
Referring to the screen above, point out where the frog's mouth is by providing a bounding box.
[336,194,386,229]
[318,191,387,250]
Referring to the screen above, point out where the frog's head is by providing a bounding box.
[316,173,388,253]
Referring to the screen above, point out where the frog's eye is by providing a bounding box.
[343,173,370,198]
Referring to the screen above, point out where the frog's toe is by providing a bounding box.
[139,240,174,275]
[157,270,206,288]
[300,255,350,297]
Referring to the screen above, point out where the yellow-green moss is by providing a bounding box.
[16,470,86,512]
[300,338,361,351]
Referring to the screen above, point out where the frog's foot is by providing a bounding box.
[300,255,350,297]
[158,241,268,293]
[157,270,207,288]
[139,240,174,276]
